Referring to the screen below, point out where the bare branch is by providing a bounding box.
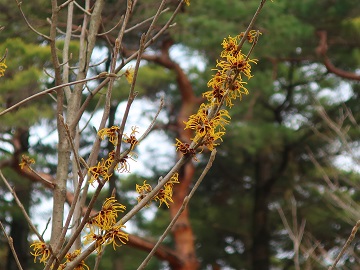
[13,0,51,40]
[0,221,24,270]
[0,75,101,116]
[0,170,51,249]
[329,220,360,270]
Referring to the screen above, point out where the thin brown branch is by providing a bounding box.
[329,220,360,270]
[238,0,267,50]
[316,31,360,81]
[0,221,24,270]
[0,75,102,116]
[98,15,124,36]
[124,8,170,34]
[0,170,51,250]
[0,48,8,62]
[138,97,165,143]
[13,0,50,40]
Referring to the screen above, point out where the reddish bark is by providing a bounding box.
[143,39,200,270]
[121,38,201,269]
[316,31,360,81]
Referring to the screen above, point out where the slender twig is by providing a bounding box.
[138,97,164,142]
[0,75,102,116]
[0,221,24,270]
[93,248,105,270]
[74,0,92,15]
[329,220,360,270]
[42,218,52,239]
[0,170,44,242]
[143,0,167,41]
[27,167,56,188]
[72,1,180,127]
[13,0,50,40]
[0,48,8,62]
[137,150,217,270]
[98,16,124,36]
[115,34,145,158]
[80,95,104,134]
[124,8,170,34]
[238,0,267,50]
[58,0,74,9]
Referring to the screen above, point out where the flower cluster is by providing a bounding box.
[124,67,134,84]
[176,31,259,155]
[88,159,113,184]
[30,241,50,264]
[84,197,128,252]
[123,126,139,150]
[136,172,180,208]
[98,126,120,146]
[19,154,35,169]
[89,126,140,183]
[0,59,6,77]
[58,249,90,270]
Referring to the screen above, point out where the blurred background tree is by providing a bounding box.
[1,0,360,270]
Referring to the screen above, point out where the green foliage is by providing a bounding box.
[1,0,360,269]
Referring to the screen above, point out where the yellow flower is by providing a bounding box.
[239,30,262,43]
[0,59,7,77]
[123,126,139,150]
[64,249,90,270]
[154,184,174,208]
[136,180,153,204]
[117,153,137,173]
[83,231,105,253]
[175,138,198,160]
[104,150,115,168]
[89,197,126,230]
[124,67,134,84]
[221,35,240,57]
[184,103,230,143]
[168,172,180,185]
[88,159,113,184]
[98,126,120,145]
[217,52,257,80]
[136,173,180,208]
[184,0,190,6]
[30,241,50,264]
[103,224,129,250]
[154,173,180,208]
[19,154,35,169]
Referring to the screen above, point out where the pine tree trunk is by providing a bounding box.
[251,152,272,270]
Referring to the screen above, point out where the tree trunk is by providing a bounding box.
[251,151,272,270]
